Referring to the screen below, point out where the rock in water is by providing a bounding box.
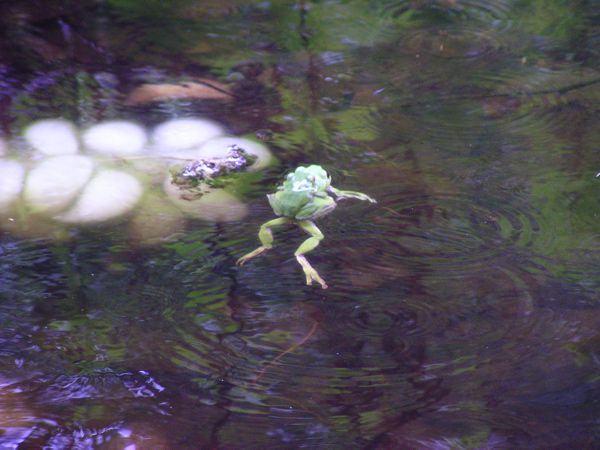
[151,118,224,152]
[171,144,257,187]
[163,176,248,222]
[0,160,25,210]
[56,170,142,223]
[23,119,79,155]
[83,121,147,156]
[198,137,273,171]
[25,155,95,214]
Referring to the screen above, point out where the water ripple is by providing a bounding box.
[39,369,166,402]
[169,292,447,441]
[379,0,514,23]
[399,27,503,60]
[323,190,541,288]
[392,94,576,156]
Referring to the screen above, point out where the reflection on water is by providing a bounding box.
[2,0,600,448]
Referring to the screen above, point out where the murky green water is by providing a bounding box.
[2,0,600,448]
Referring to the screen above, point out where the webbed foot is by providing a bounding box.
[236,246,268,266]
[296,255,328,289]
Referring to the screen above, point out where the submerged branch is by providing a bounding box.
[253,320,319,383]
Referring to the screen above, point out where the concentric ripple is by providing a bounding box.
[399,27,502,60]
[166,283,450,443]
[379,0,514,23]
[391,92,577,158]
[320,189,542,289]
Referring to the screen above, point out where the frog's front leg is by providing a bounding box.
[295,220,328,289]
[237,217,292,266]
[328,186,376,203]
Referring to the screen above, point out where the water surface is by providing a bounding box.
[2,1,600,448]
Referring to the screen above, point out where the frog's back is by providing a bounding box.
[267,190,310,218]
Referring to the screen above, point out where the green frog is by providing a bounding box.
[236,165,376,289]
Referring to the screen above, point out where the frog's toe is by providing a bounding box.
[304,266,328,289]
[307,275,328,289]
[314,276,328,289]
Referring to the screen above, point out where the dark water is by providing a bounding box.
[2,0,600,448]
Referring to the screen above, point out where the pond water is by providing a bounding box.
[2,0,600,448]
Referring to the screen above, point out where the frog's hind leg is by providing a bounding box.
[237,217,292,266]
[295,220,328,289]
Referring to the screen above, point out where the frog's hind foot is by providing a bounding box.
[236,246,268,266]
[296,255,328,289]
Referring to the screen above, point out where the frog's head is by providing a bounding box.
[281,165,331,193]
